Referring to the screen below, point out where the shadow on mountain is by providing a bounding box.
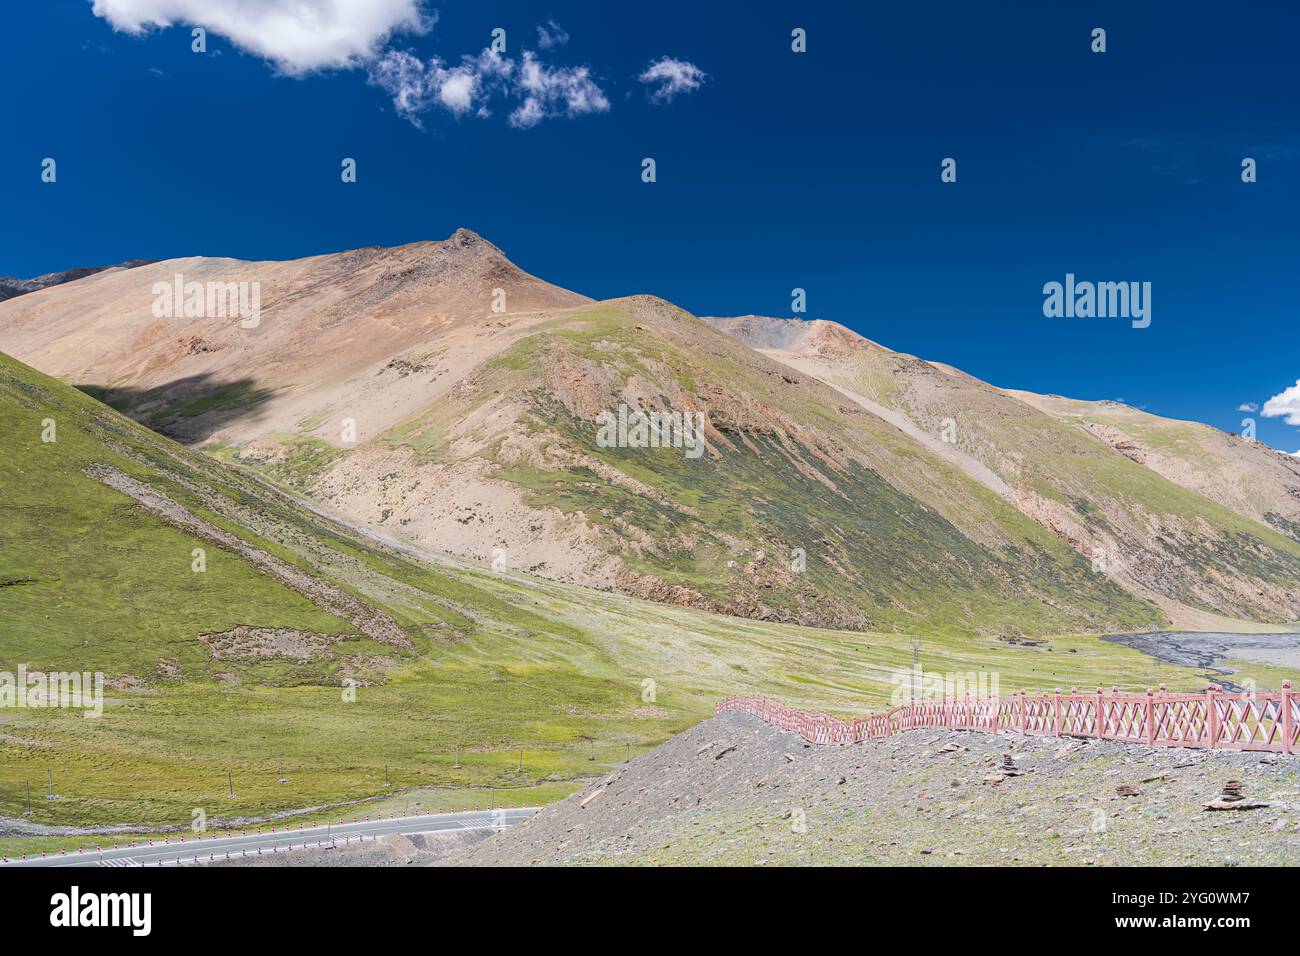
[77,375,274,444]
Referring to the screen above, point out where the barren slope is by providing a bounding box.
[0,229,588,446]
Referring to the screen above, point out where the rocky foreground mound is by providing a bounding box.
[446,712,1300,866]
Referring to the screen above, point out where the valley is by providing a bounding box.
[1,232,1297,855]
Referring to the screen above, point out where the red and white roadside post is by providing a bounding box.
[1206,683,1220,749]
[1283,681,1294,757]
[1145,688,1156,745]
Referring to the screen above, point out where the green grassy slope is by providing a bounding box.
[0,349,1216,836]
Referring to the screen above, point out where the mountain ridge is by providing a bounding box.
[703,311,1300,628]
[3,232,1297,634]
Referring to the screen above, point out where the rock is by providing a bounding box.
[1204,799,1270,811]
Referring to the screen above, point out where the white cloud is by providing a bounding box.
[368,48,512,126]
[1262,380,1300,426]
[369,46,607,129]
[637,56,707,104]
[1238,402,1259,413]
[536,18,569,50]
[511,51,608,127]
[89,0,432,74]
[90,2,638,129]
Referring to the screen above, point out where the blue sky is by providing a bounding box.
[2,1,1299,451]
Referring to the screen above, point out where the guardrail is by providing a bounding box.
[717,681,1298,754]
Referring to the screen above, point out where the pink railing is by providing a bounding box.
[716,681,1299,754]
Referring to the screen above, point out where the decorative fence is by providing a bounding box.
[717,681,1299,755]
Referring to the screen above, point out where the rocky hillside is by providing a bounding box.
[303,294,1159,635]
[703,314,1300,629]
[447,710,1300,866]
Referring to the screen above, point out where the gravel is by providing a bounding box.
[445,712,1300,866]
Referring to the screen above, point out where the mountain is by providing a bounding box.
[1006,390,1300,543]
[0,230,584,445]
[701,314,1300,629]
[0,259,155,302]
[3,231,1297,636]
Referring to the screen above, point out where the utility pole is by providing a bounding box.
[517,748,523,773]
[25,780,32,815]
[47,767,54,800]
[228,771,235,798]
[453,745,461,770]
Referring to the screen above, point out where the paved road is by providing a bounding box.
[0,808,537,867]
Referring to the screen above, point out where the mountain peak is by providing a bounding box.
[700,314,881,354]
[444,227,504,257]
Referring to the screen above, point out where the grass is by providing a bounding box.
[215,433,345,490]
[144,383,271,425]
